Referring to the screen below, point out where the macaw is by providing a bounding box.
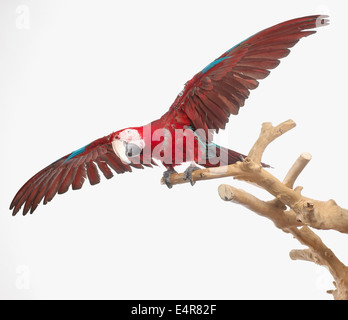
[10,15,329,216]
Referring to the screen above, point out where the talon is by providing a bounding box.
[183,164,200,186]
[239,155,245,162]
[163,168,177,189]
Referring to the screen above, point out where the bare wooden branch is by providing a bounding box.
[160,119,296,187]
[248,119,296,163]
[283,152,312,188]
[160,164,241,187]
[161,120,348,234]
[218,184,301,230]
[160,119,348,299]
[289,226,348,300]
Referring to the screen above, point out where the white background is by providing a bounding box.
[1,0,347,300]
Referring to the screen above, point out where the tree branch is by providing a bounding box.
[289,226,348,300]
[217,184,301,230]
[283,152,312,188]
[161,120,348,234]
[248,119,296,164]
[160,119,348,299]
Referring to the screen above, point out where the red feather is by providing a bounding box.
[86,161,101,185]
[160,15,328,139]
[10,135,155,215]
[10,15,328,215]
[95,158,114,179]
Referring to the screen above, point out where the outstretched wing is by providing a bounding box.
[10,136,156,216]
[165,15,329,138]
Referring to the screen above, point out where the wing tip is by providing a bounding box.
[315,15,330,28]
[11,206,21,216]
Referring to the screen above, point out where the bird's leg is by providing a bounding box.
[163,167,177,189]
[183,163,200,186]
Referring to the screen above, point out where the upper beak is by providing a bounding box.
[125,143,142,158]
[112,139,131,164]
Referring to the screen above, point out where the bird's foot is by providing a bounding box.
[163,168,177,189]
[183,164,200,186]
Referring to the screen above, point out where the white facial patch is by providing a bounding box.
[118,129,141,143]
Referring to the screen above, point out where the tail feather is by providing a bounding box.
[200,145,270,168]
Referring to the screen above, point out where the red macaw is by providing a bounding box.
[10,15,329,215]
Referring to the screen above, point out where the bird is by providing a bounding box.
[10,15,329,216]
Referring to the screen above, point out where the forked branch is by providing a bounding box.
[161,119,348,299]
[161,120,348,234]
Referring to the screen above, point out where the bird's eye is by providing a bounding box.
[126,143,141,157]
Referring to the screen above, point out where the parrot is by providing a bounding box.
[10,15,329,216]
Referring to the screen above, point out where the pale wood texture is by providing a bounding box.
[161,120,348,299]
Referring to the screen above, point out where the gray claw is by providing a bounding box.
[163,168,177,189]
[183,164,200,186]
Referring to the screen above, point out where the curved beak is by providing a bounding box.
[112,139,131,164]
[125,143,142,158]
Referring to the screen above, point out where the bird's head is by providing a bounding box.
[111,127,145,164]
